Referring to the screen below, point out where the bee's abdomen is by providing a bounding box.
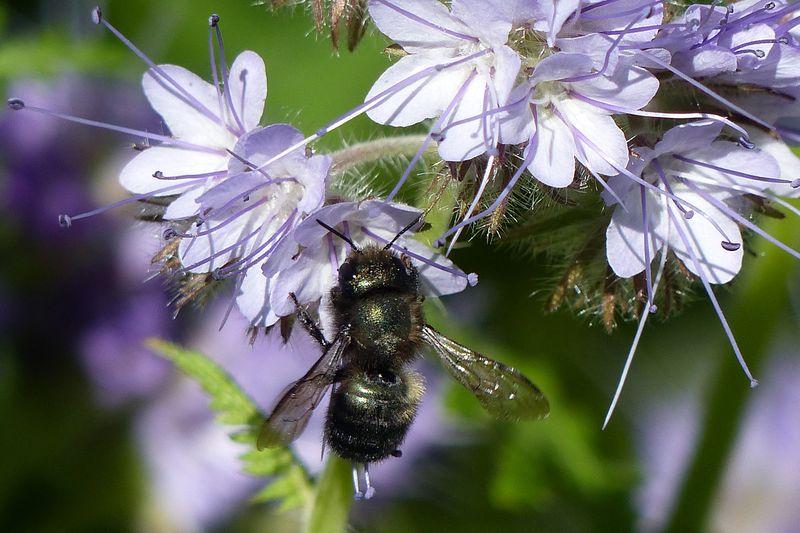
[325,368,423,463]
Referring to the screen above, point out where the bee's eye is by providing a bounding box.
[338,260,355,281]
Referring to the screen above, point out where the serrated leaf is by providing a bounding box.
[253,466,313,511]
[148,339,313,510]
[306,456,353,533]
[147,339,260,426]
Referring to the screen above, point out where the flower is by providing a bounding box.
[174,124,330,326]
[364,0,525,161]
[605,121,791,285]
[260,199,476,328]
[659,0,800,88]
[499,51,659,188]
[119,47,267,220]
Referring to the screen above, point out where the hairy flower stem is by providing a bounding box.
[329,134,433,174]
[664,212,800,532]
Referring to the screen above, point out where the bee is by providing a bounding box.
[258,220,549,499]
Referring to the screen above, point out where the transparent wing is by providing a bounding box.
[257,335,349,450]
[422,324,549,421]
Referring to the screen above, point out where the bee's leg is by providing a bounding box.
[352,462,376,500]
[290,292,330,349]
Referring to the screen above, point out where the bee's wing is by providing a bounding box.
[421,324,549,421]
[257,335,349,450]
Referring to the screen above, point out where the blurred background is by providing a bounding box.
[0,1,798,532]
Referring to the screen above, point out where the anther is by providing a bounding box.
[738,137,755,149]
[683,210,695,220]
[91,6,102,25]
[721,241,742,251]
[649,304,658,314]
[163,228,178,240]
[209,14,220,27]
[765,2,775,10]
[750,378,759,388]
[243,195,250,202]
[433,238,445,248]
[467,273,479,286]
[153,171,165,179]
[7,98,25,111]
[791,178,800,188]
[58,214,72,228]
[431,131,445,142]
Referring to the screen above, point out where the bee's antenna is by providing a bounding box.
[384,215,423,251]
[316,219,360,252]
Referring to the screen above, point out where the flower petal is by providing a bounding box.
[558,99,629,176]
[236,266,279,327]
[119,146,227,195]
[227,51,267,132]
[367,0,473,51]
[142,65,234,148]
[665,190,743,284]
[526,110,577,187]
[437,77,498,161]
[606,188,667,278]
[365,52,470,127]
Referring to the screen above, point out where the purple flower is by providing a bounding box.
[118,48,268,220]
[364,0,525,161]
[260,199,476,327]
[604,121,791,285]
[172,124,330,327]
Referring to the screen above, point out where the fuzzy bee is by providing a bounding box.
[258,221,549,498]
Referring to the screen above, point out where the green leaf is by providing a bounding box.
[306,456,354,533]
[147,339,260,427]
[147,339,313,509]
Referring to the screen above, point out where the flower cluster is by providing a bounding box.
[352,0,800,420]
[8,1,800,421]
[8,7,474,335]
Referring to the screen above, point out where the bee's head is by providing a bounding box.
[337,246,418,298]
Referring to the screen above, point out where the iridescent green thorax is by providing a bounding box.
[332,246,424,367]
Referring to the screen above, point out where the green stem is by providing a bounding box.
[305,456,354,533]
[329,134,433,174]
[664,214,800,532]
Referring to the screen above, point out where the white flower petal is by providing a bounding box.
[571,62,659,112]
[673,141,781,193]
[164,186,206,220]
[606,188,667,278]
[747,129,800,197]
[367,0,473,52]
[451,0,513,45]
[142,65,234,148]
[526,110,577,187]
[558,99,629,176]
[236,266,278,327]
[437,77,497,161]
[655,121,724,157]
[119,146,227,195]
[227,51,267,132]
[365,52,470,127]
[270,247,337,317]
[665,192,743,284]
